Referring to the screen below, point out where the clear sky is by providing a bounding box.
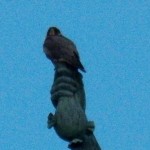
[0,1,150,150]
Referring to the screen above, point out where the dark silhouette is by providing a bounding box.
[43,27,101,149]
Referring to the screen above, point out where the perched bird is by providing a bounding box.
[43,27,86,72]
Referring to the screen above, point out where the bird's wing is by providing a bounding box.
[56,36,79,57]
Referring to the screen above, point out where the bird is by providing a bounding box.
[43,27,86,72]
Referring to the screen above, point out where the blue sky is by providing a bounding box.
[0,1,150,150]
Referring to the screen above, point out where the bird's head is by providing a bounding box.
[47,27,61,36]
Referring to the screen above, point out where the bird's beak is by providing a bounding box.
[49,29,55,36]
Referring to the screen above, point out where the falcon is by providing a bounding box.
[43,27,86,72]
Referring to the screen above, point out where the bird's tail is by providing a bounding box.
[79,62,86,73]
